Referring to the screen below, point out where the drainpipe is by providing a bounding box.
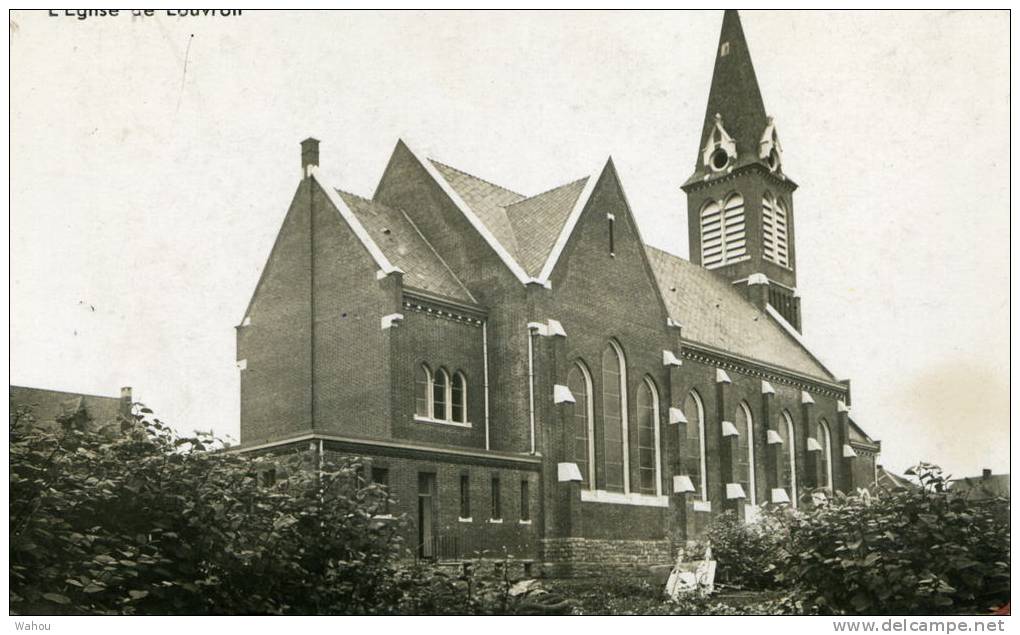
[483,321,491,451]
[527,326,536,455]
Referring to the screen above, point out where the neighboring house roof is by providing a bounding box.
[876,466,915,491]
[645,245,834,381]
[336,190,476,303]
[10,385,127,431]
[950,473,1010,501]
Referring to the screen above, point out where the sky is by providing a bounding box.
[9,10,1009,478]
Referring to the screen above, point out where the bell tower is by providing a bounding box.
[682,10,802,330]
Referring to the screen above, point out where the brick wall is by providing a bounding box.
[322,445,540,561]
[541,537,671,577]
[237,181,314,444]
[390,308,487,449]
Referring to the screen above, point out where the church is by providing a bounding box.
[235,10,881,574]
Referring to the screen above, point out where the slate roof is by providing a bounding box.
[645,245,834,380]
[428,160,588,278]
[505,178,588,276]
[429,160,527,262]
[336,190,475,304]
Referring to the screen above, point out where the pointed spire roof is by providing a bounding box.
[692,10,769,176]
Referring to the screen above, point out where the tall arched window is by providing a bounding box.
[700,200,723,268]
[451,372,467,424]
[762,193,789,267]
[416,364,432,418]
[567,363,595,488]
[818,419,833,490]
[601,341,628,493]
[722,193,747,263]
[779,410,798,507]
[701,194,747,269]
[432,368,450,421]
[736,401,757,506]
[682,391,707,502]
[636,377,662,496]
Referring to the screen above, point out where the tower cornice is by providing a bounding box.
[682,162,798,194]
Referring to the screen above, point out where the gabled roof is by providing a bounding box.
[429,160,527,262]
[336,190,475,303]
[505,178,588,276]
[645,245,835,381]
[426,154,594,281]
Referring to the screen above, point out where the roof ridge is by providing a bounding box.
[429,159,525,199]
[505,176,589,211]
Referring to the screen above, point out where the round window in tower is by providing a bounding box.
[710,148,730,171]
[767,148,781,172]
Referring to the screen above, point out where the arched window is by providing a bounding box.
[779,410,798,507]
[415,364,432,418]
[701,194,747,269]
[682,391,708,502]
[432,368,449,421]
[818,419,833,490]
[451,372,467,424]
[636,377,662,495]
[567,363,595,488]
[736,401,757,506]
[700,200,723,268]
[762,193,789,267]
[601,341,628,493]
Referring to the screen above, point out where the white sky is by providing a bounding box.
[9,10,1009,479]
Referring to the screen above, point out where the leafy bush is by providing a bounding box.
[705,508,786,590]
[10,402,404,615]
[776,464,1010,615]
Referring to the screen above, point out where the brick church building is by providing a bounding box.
[235,10,881,573]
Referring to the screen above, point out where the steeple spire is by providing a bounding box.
[692,10,769,176]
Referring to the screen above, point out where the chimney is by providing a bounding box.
[301,137,320,178]
[119,386,132,419]
[982,468,992,480]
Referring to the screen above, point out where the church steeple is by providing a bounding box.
[682,10,803,330]
[695,9,768,175]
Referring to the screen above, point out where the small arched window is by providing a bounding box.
[762,193,789,267]
[451,372,467,424]
[567,362,595,488]
[433,368,450,421]
[415,364,432,418]
[601,340,628,493]
[779,410,798,507]
[636,377,662,496]
[736,401,757,506]
[818,419,833,490]
[682,391,708,502]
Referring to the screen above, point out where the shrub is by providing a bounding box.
[705,508,786,590]
[776,464,1010,615]
[10,402,404,615]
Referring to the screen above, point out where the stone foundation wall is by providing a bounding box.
[540,538,672,577]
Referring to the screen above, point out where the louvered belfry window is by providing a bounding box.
[762,193,790,267]
[701,193,746,269]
